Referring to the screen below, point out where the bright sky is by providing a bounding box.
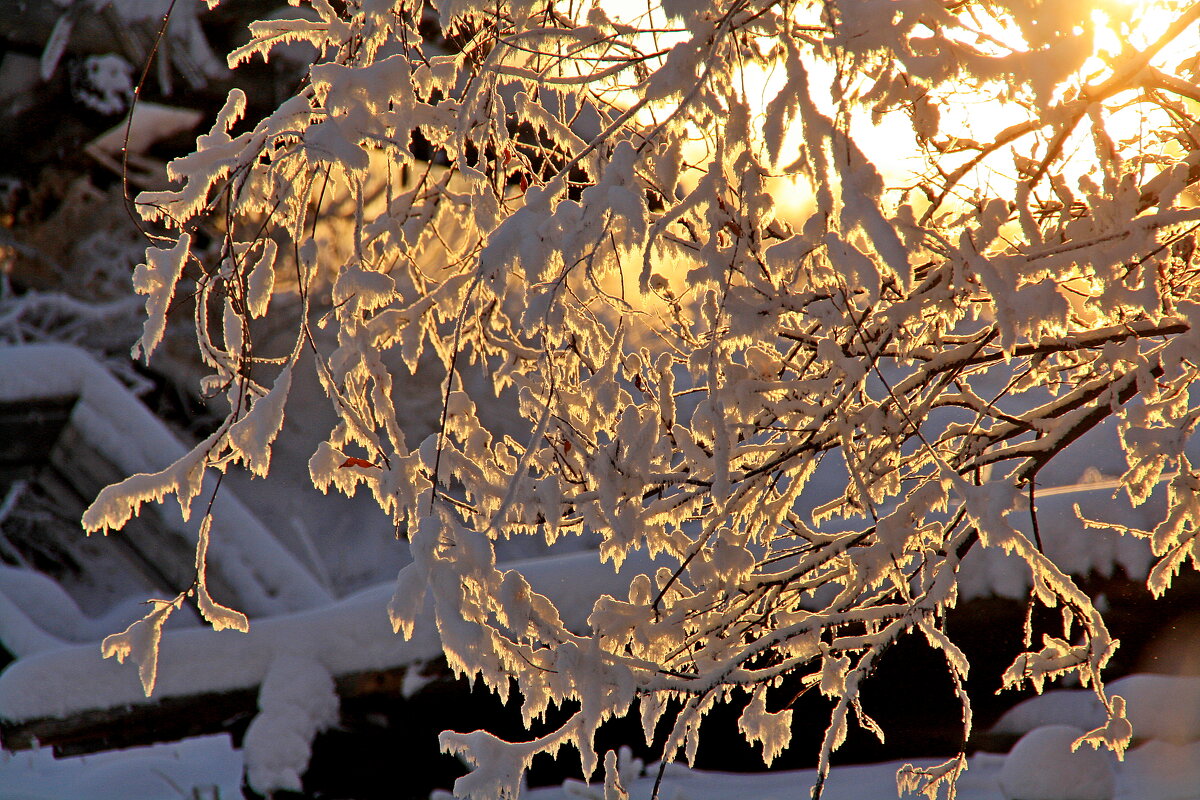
[587,0,1197,225]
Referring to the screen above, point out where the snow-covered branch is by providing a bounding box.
[84,0,1200,796]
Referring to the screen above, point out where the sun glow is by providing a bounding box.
[868,0,1198,221]
[643,0,1194,235]
[518,0,1198,310]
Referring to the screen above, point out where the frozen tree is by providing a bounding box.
[83,0,1200,797]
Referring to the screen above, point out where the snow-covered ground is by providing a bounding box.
[0,736,241,800]
[526,740,1200,800]
[5,665,1200,798]
[4,726,1200,800]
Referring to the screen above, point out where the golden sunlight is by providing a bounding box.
[591,0,1199,307]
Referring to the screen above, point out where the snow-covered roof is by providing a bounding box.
[0,344,330,619]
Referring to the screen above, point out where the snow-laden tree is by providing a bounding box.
[84,0,1200,797]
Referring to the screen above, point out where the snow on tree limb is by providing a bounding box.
[130,233,190,362]
[82,427,221,533]
[91,0,1200,796]
[100,593,184,697]
[194,515,249,634]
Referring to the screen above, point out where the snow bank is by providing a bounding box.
[0,547,660,795]
[0,734,240,800]
[0,564,147,655]
[1116,739,1200,799]
[0,344,330,615]
[520,740,1199,800]
[5,732,1197,800]
[992,674,1200,744]
[999,725,1115,800]
[0,548,661,723]
[522,758,963,800]
[0,580,436,724]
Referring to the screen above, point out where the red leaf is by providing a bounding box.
[339,457,378,469]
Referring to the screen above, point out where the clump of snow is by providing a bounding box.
[955,444,1162,601]
[71,54,133,115]
[1073,695,1134,762]
[1000,725,1115,800]
[243,654,339,794]
[737,692,794,766]
[99,593,182,697]
[129,234,190,363]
